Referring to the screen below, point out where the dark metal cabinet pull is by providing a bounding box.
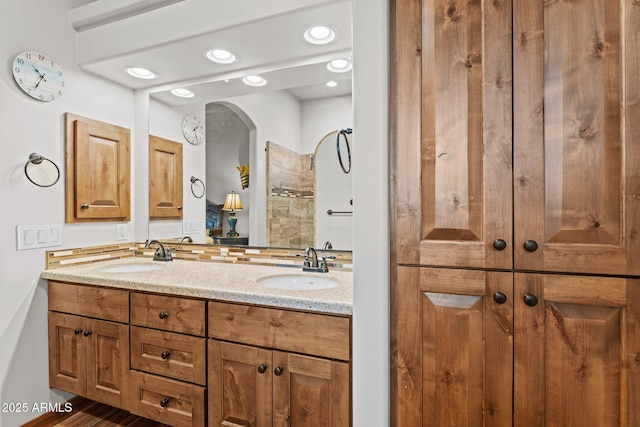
[74,328,83,335]
[523,240,538,252]
[493,239,507,251]
[81,204,89,209]
[524,294,539,307]
[257,364,267,374]
[274,366,284,376]
[160,398,170,408]
[159,311,169,319]
[83,329,92,337]
[493,292,507,304]
[161,351,171,360]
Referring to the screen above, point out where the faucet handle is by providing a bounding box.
[319,255,336,273]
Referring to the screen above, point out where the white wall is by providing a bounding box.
[352,0,389,425]
[0,1,136,426]
[0,1,390,426]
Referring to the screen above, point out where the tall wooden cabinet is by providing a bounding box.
[390,0,640,425]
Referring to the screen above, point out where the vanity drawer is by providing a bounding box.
[130,293,206,336]
[131,326,206,385]
[128,371,206,427]
[209,301,351,361]
[48,281,129,323]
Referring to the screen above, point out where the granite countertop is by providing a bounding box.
[40,257,353,315]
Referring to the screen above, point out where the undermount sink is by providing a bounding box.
[100,263,165,273]
[258,274,339,291]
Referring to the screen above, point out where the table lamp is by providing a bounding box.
[222,192,243,236]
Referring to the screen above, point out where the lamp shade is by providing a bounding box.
[222,192,243,211]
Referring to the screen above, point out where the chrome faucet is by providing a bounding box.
[145,240,172,261]
[303,246,334,273]
[179,236,193,243]
[304,246,319,270]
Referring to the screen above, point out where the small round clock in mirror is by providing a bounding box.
[182,114,204,145]
[12,51,65,102]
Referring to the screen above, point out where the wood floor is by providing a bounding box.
[21,398,170,427]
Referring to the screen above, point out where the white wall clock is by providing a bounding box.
[182,114,204,145]
[12,51,65,102]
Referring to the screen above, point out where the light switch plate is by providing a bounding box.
[17,224,63,250]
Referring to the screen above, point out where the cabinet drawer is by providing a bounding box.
[131,326,206,385]
[209,301,351,361]
[131,293,206,336]
[128,371,206,427]
[48,281,129,323]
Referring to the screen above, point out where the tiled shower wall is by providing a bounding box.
[266,141,315,248]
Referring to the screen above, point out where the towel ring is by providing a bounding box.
[24,153,60,187]
[336,129,352,174]
[190,176,205,198]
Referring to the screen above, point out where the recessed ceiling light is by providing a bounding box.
[327,58,352,73]
[206,49,237,64]
[326,80,338,88]
[303,25,337,45]
[171,88,195,98]
[125,66,157,79]
[242,75,267,87]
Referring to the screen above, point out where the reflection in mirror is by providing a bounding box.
[202,91,353,250]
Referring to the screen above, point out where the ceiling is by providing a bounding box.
[70,0,353,106]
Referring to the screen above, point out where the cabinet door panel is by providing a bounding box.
[391,267,513,427]
[149,135,183,220]
[272,352,350,427]
[208,340,272,427]
[48,312,86,396]
[84,319,129,409]
[513,0,640,275]
[514,274,640,427]
[391,0,513,269]
[65,113,131,222]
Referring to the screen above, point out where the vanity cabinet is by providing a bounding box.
[208,301,351,426]
[390,0,640,425]
[47,282,129,409]
[64,113,131,223]
[128,292,207,427]
[149,135,184,220]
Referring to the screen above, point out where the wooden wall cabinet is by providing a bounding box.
[48,282,129,409]
[149,135,183,220]
[208,302,351,427]
[65,113,131,223]
[390,0,640,425]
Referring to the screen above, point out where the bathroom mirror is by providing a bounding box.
[143,2,354,251]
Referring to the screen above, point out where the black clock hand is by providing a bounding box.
[32,65,46,79]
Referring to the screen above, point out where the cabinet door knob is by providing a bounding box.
[257,364,267,374]
[74,328,83,335]
[493,239,507,251]
[160,398,170,408]
[81,204,89,209]
[274,366,284,376]
[161,351,171,360]
[524,294,539,307]
[523,240,538,252]
[159,311,169,319]
[177,206,183,210]
[83,329,92,337]
[493,292,507,304]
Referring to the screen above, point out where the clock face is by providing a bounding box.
[12,51,65,102]
[182,114,204,145]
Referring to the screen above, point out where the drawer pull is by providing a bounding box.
[161,351,171,360]
[74,328,83,335]
[257,364,267,374]
[493,292,507,304]
[159,311,169,319]
[274,365,284,376]
[83,329,93,337]
[160,398,170,408]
